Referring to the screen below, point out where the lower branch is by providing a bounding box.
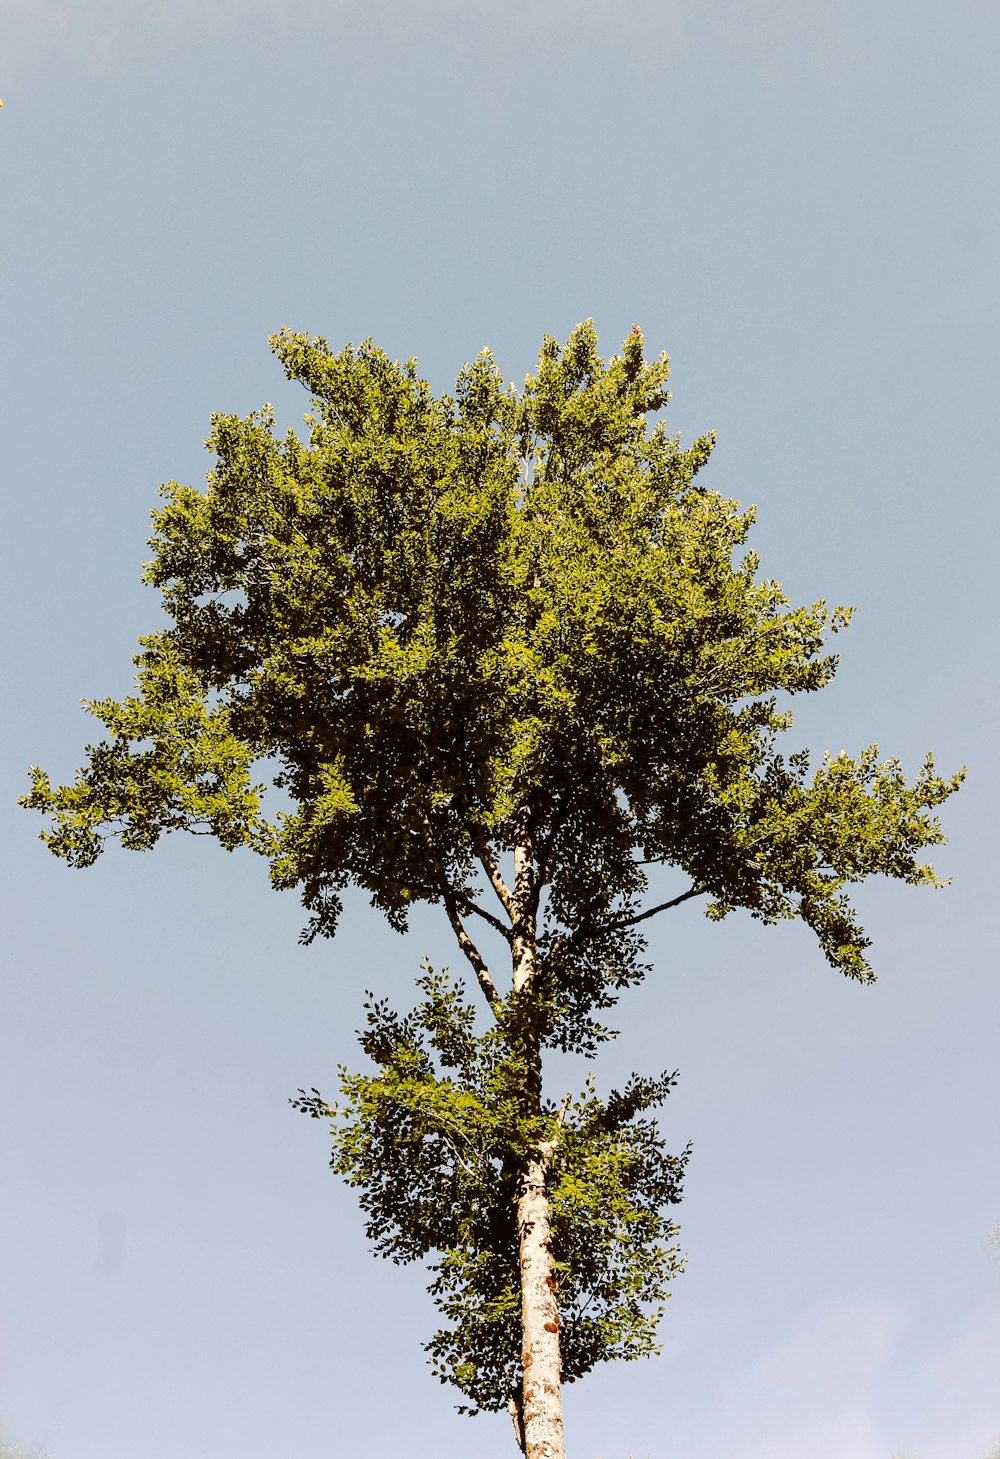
[440,896,502,1012]
[508,1394,526,1454]
[417,813,503,1012]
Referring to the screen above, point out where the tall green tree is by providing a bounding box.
[22,322,960,1459]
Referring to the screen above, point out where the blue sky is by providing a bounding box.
[2,2,998,1457]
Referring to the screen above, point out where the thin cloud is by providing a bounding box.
[1,0,690,74]
[730,1297,1000,1459]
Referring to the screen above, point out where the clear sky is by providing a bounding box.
[1,2,998,1457]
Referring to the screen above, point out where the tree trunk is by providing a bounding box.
[516,1138,564,1459]
[510,837,565,1459]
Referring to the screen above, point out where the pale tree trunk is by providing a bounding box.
[516,1139,564,1459]
[510,838,566,1459]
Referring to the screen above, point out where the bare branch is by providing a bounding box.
[440,753,515,920]
[508,1396,526,1455]
[418,813,503,1013]
[347,859,509,940]
[602,884,704,932]
[474,836,515,919]
[550,885,705,959]
[539,1095,571,1169]
[464,898,514,940]
[440,895,502,1013]
[344,857,508,939]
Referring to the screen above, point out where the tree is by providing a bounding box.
[21,321,961,1459]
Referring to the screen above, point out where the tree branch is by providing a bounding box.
[550,885,705,958]
[443,755,515,921]
[508,1396,526,1454]
[601,884,704,932]
[440,895,502,1013]
[464,898,514,940]
[348,860,511,941]
[418,814,503,1013]
[473,835,515,920]
[538,1095,571,1170]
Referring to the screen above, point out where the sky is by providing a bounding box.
[1,2,998,1457]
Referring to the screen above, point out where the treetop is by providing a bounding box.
[22,321,962,1003]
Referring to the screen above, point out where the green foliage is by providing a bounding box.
[23,641,266,866]
[22,319,960,981]
[292,962,687,1413]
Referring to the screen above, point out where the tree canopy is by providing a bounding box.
[22,321,962,1458]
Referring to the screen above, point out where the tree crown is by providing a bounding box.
[23,320,960,1005]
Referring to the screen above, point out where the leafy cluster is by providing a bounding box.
[292,963,687,1413]
[22,647,266,866]
[21,320,961,983]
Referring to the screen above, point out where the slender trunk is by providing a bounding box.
[517,1139,564,1459]
[510,836,566,1459]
